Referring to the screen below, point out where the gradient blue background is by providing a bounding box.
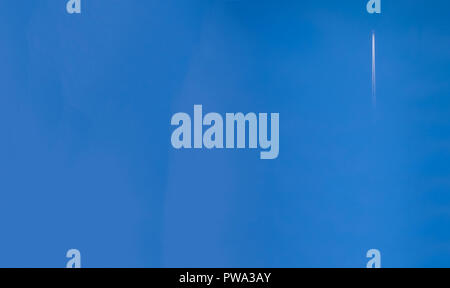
[0,0,449,267]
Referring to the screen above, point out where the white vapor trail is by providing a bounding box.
[372,32,376,109]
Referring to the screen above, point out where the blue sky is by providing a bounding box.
[0,0,449,267]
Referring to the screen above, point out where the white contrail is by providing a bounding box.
[372,32,376,109]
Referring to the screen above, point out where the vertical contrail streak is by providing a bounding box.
[372,32,376,109]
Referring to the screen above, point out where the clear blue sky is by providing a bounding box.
[0,0,449,267]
